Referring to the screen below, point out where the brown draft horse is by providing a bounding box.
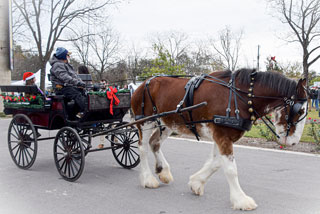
[131,69,307,210]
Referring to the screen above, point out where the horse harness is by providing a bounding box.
[136,71,308,140]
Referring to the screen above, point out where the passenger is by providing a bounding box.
[22,71,45,98]
[49,47,87,119]
[23,72,36,86]
[22,71,42,137]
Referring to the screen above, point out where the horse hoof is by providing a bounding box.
[158,169,174,184]
[231,195,258,210]
[188,180,204,196]
[141,175,160,188]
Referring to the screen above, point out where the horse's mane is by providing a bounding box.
[214,68,297,98]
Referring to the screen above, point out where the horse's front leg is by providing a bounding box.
[220,146,258,210]
[138,122,159,188]
[149,126,173,184]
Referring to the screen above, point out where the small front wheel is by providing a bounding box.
[108,123,140,169]
[53,127,85,182]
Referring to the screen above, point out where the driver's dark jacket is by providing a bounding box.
[49,55,84,87]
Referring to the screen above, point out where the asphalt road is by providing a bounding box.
[0,118,319,214]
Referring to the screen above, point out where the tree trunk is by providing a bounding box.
[40,61,46,92]
[303,57,309,87]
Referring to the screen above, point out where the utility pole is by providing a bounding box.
[257,45,260,71]
[0,0,13,112]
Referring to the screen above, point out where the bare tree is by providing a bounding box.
[71,28,91,67]
[269,0,320,84]
[89,28,121,81]
[150,31,190,66]
[209,26,243,71]
[12,0,117,90]
[125,42,146,84]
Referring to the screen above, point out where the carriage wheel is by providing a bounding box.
[108,123,140,169]
[53,127,85,182]
[8,114,38,169]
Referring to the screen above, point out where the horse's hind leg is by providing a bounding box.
[149,126,173,184]
[137,122,160,188]
[188,140,222,196]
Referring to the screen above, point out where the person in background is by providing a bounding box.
[50,47,87,119]
[99,79,107,91]
[317,88,320,117]
[311,87,319,111]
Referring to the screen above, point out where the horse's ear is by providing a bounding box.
[297,78,307,97]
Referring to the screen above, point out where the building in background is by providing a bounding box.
[0,0,13,112]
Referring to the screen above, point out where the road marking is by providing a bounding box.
[169,136,320,158]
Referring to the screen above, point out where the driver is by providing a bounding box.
[49,47,87,118]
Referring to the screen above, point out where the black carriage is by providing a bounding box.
[0,84,140,182]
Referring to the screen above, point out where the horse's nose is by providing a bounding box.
[292,143,296,146]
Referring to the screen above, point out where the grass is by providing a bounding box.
[244,107,318,143]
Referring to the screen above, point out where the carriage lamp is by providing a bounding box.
[248,93,252,97]
[248,100,253,105]
[248,88,253,92]
[248,108,254,113]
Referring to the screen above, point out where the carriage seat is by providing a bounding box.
[0,85,51,109]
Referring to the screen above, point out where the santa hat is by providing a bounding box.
[23,72,35,81]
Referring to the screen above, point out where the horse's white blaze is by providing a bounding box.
[221,155,258,210]
[189,140,221,196]
[274,102,307,146]
[139,122,159,188]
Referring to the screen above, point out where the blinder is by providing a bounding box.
[284,98,307,137]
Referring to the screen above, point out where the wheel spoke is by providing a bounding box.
[9,141,20,144]
[127,150,132,166]
[129,140,139,144]
[57,144,66,153]
[69,160,75,177]
[25,148,33,161]
[128,149,137,163]
[116,148,125,159]
[59,158,66,171]
[23,148,30,165]
[10,132,19,141]
[21,143,35,152]
[67,161,71,178]
[10,143,20,151]
[11,125,20,139]
[129,147,139,157]
[70,159,79,172]
[120,149,126,164]
[18,146,22,165]
[57,156,65,163]
[14,146,21,159]
[21,148,26,167]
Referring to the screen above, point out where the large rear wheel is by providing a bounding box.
[8,114,37,169]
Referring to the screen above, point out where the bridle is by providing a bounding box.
[241,70,308,138]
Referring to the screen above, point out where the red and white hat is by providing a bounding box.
[23,72,35,81]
